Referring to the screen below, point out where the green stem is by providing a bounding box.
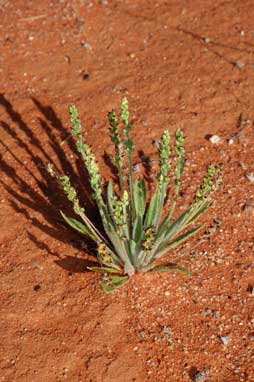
[79,210,108,244]
[154,184,167,230]
[122,204,130,240]
[118,163,124,194]
[167,182,180,223]
[128,153,136,223]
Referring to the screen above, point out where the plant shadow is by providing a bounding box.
[55,256,96,274]
[103,150,118,182]
[0,94,100,273]
[138,149,153,188]
[176,27,254,70]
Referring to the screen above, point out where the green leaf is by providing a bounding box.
[154,184,167,229]
[101,283,116,293]
[157,205,192,239]
[101,275,129,293]
[87,266,120,274]
[150,208,193,261]
[60,211,96,240]
[156,199,211,253]
[107,180,115,201]
[185,200,211,226]
[144,189,160,228]
[111,275,129,284]
[128,239,140,267]
[132,214,143,243]
[152,264,191,275]
[155,224,204,259]
[104,222,135,276]
[129,239,137,256]
[133,178,147,220]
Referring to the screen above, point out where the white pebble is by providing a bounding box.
[235,61,245,69]
[220,335,229,345]
[245,173,254,183]
[209,135,221,144]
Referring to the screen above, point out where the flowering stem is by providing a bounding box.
[168,129,185,222]
[121,98,136,224]
[154,130,171,229]
[47,164,108,244]
[108,110,124,193]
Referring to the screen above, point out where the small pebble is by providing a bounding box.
[209,135,221,144]
[204,308,219,318]
[203,37,210,43]
[192,369,209,381]
[235,61,245,69]
[81,41,92,50]
[220,335,229,345]
[132,164,140,173]
[245,173,254,183]
[164,291,170,297]
[227,138,234,145]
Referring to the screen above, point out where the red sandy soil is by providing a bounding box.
[1,1,254,381]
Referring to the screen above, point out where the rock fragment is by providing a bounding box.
[191,368,209,381]
[209,135,221,144]
[220,335,229,345]
[245,173,254,183]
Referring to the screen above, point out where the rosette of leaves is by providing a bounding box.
[48,98,217,292]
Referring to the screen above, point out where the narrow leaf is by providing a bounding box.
[87,266,120,274]
[156,200,209,249]
[185,200,211,226]
[157,205,192,239]
[133,178,147,220]
[155,224,204,259]
[101,283,116,293]
[144,189,159,228]
[153,207,194,257]
[107,180,115,202]
[132,214,143,243]
[60,211,96,240]
[111,275,129,284]
[129,239,137,257]
[105,222,135,275]
[101,275,129,293]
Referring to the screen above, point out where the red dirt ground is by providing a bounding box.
[1,1,254,381]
